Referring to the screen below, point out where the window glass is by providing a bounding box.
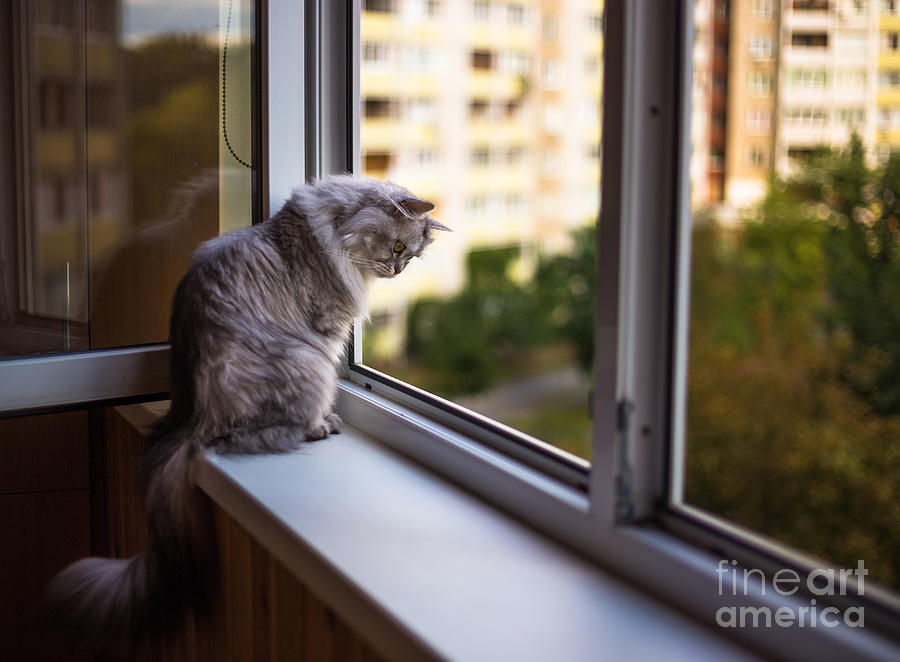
[358,1,604,460]
[684,0,900,592]
[0,0,256,355]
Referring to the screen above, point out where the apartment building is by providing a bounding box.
[359,0,603,356]
[775,0,877,173]
[701,0,900,208]
[725,0,780,204]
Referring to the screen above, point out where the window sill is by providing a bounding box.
[115,401,764,662]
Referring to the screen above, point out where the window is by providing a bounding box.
[885,32,900,51]
[412,148,440,168]
[835,107,865,124]
[542,58,562,88]
[751,0,775,19]
[364,0,395,12]
[879,106,900,127]
[684,0,900,629]
[364,97,399,118]
[748,35,773,59]
[880,70,900,87]
[469,146,491,166]
[358,1,604,462]
[747,145,767,166]
[789,68,828,87]
[791,32,829,47]
[508,3,526,25]
[784,107,829,123]
[746,107,771,133]
[402,44,439,73]
[363,42,395,66]
[543,16,558,40]
[836,69,866,88]
[363,151,394,173]
[748,70,771,94]
[1,0,258,361]
[471,49,493,70]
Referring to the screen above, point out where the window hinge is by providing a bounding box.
[615,398,635,524]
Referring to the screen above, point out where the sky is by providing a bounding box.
[122,0,251,45]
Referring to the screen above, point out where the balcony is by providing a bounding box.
[468,118,532,144]
[361,71,441,97]
[783,9,830,32]
[880,15,900,32]
[878,88,900,105]
[361,119,439,151]
[879,51,900,69]
[875,127,900,145]
[469,70,527,97]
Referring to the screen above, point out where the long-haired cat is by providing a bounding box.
[48,174,448,647]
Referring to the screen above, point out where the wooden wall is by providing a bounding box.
[1,407,388,662]
[0,411,93,662]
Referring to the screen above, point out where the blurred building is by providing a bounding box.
[1,0,124,353]
[694,0,900,209]
[360,0,604,356]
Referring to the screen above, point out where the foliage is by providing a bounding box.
[405,228,596,396]
[401,135,900,588]
[406,246,539,394]
[687,135,900,588]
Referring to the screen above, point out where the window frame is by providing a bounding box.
[328,1,900,659]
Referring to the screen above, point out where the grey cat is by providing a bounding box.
[48,174,448,647]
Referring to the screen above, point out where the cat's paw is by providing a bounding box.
[325,412,342,435]
[304,422,330,442]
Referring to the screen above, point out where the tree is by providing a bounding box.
[686,136,900,589]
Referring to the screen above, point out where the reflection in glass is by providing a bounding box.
[0,0,256,355]
[359,1,604,460]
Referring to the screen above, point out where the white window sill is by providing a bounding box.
[114,403,767,661]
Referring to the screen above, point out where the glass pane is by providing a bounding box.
[358,0,604,461]
[683,0,900,592]
[0,0,256,355]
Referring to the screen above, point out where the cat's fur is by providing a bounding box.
[48,175,447,647]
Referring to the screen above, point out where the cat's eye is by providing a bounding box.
[392,241,405,254]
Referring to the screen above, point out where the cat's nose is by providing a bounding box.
[393,264,403,275]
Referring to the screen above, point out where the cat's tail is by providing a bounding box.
[47,425,212,649]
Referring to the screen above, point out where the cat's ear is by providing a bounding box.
[399,196,435,217]
[426,218,452,232]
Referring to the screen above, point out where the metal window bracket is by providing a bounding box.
[615,398,635,523]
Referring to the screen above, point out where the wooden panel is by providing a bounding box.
[96,407,391,662]
[95,407,148,557]
[272,559,306,660]
[0,489,92,662]
[0,410,89,494]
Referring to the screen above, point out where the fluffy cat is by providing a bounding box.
[48,174,448,647]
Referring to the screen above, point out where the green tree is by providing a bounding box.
[686,136,900,589]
